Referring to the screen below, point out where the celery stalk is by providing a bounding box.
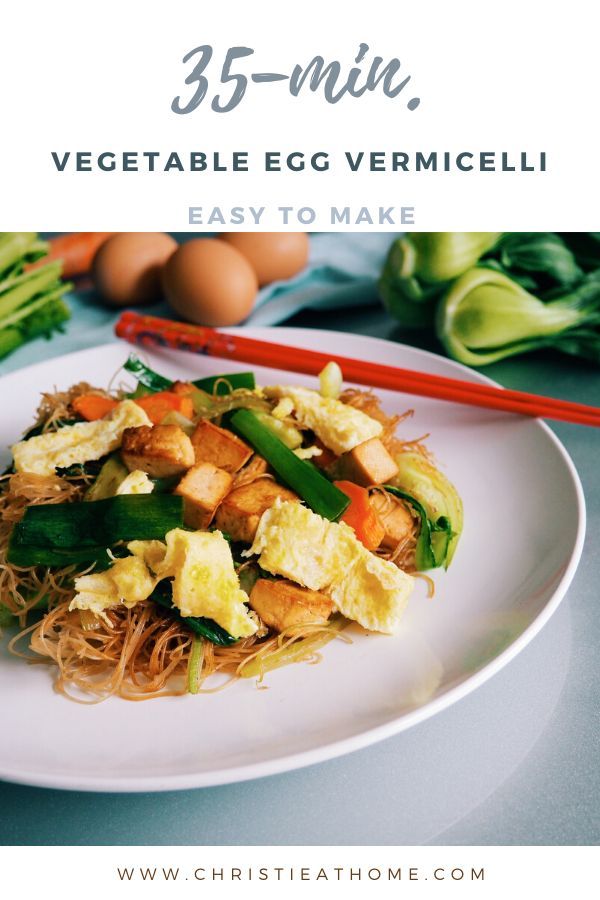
[0,263,64,320]
[0,294,71,361]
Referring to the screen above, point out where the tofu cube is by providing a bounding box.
[370,496,415,549]
[191,420,252,474]
[121,424,195,478]
[337,438,399,487]
[249,578,333,633]
[174,463,233,530]
[214,479,298,544]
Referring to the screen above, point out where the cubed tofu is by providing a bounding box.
[121,425,195,477]
[370,496,415,550]
[214,479,299,544]
[249,578,333,632]
[191,420,252,474]
[174,463,233,529]
[337,438,399,487]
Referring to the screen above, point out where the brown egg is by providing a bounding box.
[93,232,178,306]
[162,239,258,327]
[221,232,309,286]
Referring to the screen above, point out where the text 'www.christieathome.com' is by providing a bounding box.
[115,865,485,883]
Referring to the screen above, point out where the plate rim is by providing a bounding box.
[0,329,587,792]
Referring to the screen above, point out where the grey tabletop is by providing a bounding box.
[0,306,598,846]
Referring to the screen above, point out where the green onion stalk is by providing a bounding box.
[379,232,503,328]
[437,267,600,366]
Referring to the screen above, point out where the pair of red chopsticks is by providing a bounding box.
[115,311,600,428]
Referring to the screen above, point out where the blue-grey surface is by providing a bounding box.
[0,249,598,845]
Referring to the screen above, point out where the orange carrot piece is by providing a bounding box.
[134,391,194,424]
[72,394,118,421]
[334,480,386,551]
[28,232,114,278]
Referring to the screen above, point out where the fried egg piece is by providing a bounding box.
[12,400,151,476]
[116,469,154,495]
[69,555,156,623]
[131,529,257,639]
[263,385,382,455]
[71,528,256,639]
[246,500,413,634]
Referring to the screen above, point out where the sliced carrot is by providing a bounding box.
[72,394,118,421]
[27,232,114,279]
[134,391,194,424]
[334,480,386,551]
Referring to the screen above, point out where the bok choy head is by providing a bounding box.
[379,232,503,328]
[437,266,600,366]
[386,451,463,570]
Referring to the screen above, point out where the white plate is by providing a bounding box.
[0,329,585,792]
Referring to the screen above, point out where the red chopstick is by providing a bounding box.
[115,311,600,428]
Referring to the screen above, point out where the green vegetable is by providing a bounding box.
[8,495,184,566]
[123,354,172,391]
[151,584,238,646]
[0,233,48,278]
[388,451,463,566]
[84,454,130,501]
[437,266,600,366]
[239,615,346,679]
[379,233,502,327]
[384,485,453,571]
[7,544,112,568]
[0,289,70,361]
[228,409,350,521]
[124,353,255,395]
[187,635,205,693]
[380,231,600,367]
[559,233,600,270]
[0,237,71,361]
[491,232,583,290]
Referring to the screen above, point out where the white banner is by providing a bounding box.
[0,0,598,230]
[1,845,598,898]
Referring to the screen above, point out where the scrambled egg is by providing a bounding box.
[12,400,150,476]
[131,529,257,638]
[116,470,154,495]
[246,500,414,634]
[70,556,156,621]
[263,385,382,455]
[70,529,256,639]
